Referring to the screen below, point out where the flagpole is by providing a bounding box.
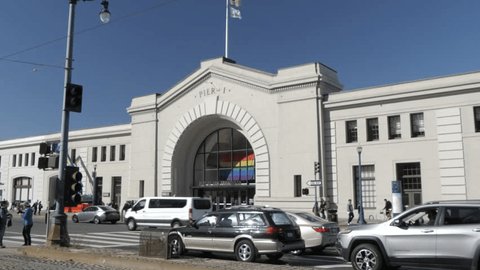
[225,0,229,58]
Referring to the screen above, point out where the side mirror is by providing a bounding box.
[393,219,408,229]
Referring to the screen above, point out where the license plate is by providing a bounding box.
[287,232,293,238]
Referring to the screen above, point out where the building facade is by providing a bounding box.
[1,57,480,221]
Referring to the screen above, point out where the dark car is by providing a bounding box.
[168,205,304,262]
[72,205,120,224]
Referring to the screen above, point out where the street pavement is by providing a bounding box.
[1,213,354,269]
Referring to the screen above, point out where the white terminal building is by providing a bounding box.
[1,57,480,221]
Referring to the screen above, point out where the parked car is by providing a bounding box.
[125,197,212,230]
[72,205,120,224]
[286,211,339,254]
[168,205,305,262]
[337,200,480,270]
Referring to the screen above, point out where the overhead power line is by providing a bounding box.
[0,0,180,69]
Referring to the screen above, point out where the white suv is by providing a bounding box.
[337,200,480,270]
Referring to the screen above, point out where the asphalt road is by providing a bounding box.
[6,213,352,269]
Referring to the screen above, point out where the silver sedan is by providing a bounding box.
[287,211,339,255]
[72,205,120,224]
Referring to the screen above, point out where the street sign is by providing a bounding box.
[307,180,322,186]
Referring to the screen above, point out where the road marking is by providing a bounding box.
[4,231,141,249]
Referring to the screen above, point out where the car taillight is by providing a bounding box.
[266,226,282,234]
[313,226,330,233]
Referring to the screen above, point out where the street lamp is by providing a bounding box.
[99,0,111,23]
[356,146,367,224]
[48,0,110,247]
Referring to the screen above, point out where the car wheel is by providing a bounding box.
[266,253,283,260]
[168,235,184,258]
[351,243,384,270]
[93,216,101,224]
[127,218,137,231]
[72,215,79,223]
[171,221,181,228]
[290,249,304,255]
[235,240,256,262]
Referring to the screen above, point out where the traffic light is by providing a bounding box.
[65,83,83,113]
[314,161,320,174]
[64,166,83,206]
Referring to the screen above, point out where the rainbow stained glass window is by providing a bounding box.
[194,128,255,186]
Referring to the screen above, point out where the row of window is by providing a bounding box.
[347,106,480,144]
[91,145,126,163]
[5,144,127,168]
[346,112,425,143]
[11,152,36,168]
[293,162,422,210]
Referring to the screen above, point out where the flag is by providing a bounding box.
[230,6,242,19]
[230,0,241,7]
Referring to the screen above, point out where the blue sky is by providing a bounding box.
[1,0,480,140]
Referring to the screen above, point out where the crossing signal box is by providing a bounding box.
[38,142,59,170]
[64,166,83,207]
[314,161,320,174]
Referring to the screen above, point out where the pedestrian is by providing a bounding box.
[32,201,38,215]
[312,201,319,216]
[0,200,11,248]
[383,198,392,219]
[347,199,354,225]
[22,201,33,246]
[38,201,43,215]
[320,199,327,219]
[121,201,132,221]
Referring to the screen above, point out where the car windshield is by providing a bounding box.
[268,212,294,225]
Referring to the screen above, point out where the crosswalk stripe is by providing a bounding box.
[3,231,141,249]
[70,234,139,243]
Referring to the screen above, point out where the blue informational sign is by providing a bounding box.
[392,180,402,193]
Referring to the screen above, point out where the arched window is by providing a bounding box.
[194,128,255,187]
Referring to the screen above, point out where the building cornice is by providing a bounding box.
[0,124,131,149]
[128,57,343,113]
[325,71,480,109]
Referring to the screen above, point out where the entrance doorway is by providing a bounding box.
[194,187,255,210]
[396,162,422,209]
[13,177,32,203]
[193,128,255,209]
[111,177,122,210]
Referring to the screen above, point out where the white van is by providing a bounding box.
[124,197,212,231]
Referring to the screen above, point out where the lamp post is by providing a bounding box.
[356,146,367,224]
[47,0,110,247]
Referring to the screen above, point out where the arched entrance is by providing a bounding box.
[13,177,32,202]
[193,128,255,209]
[163,97,270,204]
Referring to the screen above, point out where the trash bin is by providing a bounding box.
[327,209,338,222]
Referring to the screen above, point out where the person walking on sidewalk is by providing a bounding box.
[347,199,354,225]
[22,202,33,246]
[0,200,11,248]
